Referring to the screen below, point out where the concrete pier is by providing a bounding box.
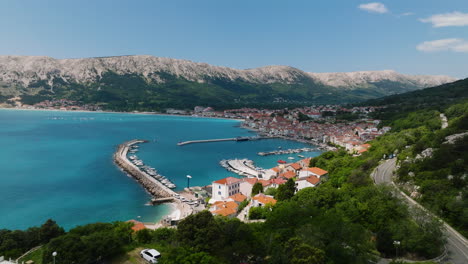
[114,139,177,198]
[177,136,271,146]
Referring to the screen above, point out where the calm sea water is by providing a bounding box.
[0,109,321,230]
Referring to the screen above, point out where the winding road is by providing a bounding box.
[372,158,468,263]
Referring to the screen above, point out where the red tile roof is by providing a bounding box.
[307,167,328,176]
[229,193,247,203]
[242,178,258,185]
[305,175,320,185]
[213,177,242,185]
[253,193,277,205]
[289,163,302,170]
[270,178,287,185]
[280,171,296,179]
[127,220,146,232]
[212,207,237,217]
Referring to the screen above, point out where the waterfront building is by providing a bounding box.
[211,177,242,201]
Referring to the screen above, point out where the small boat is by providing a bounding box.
[288,157,295,160]
[298,155,305,158]
[277,160,287,164]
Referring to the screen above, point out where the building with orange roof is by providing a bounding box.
[298,167,328,179]
[212,177,242,202]
[127,219,146,232]
[298,158,312,168]
[228,193,247,203]
[280,170,296,180]
[252,193,277,207]
[296,175,321,191]
[212,206,237,217]
[285,162,302,172]
[210,200,239,218]
[239,177,258,197]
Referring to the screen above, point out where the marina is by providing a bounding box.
[113,139,177,198]
[258,147,315,156]
[219,158,262,178]
[126,144,177,189]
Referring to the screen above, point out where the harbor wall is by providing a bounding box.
[114,140,176,198]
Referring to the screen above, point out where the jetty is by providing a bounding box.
[258,147,315,156]
[177,136,268,146]
[220,158,262,177]
[114,139,177,198]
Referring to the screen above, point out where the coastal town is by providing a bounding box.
[7,100,393,227]
[7,99,390,155]
[113,103,394,230]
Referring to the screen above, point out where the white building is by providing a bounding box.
[298,167,328,179]
[239,178,258,197]
[296,175,321,191]
[211,177,242,201]
[0,256,16,264]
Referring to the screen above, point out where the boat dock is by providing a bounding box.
[258,147,315,156]
[114,139,177,198]
[177,136,269,146]
[219,159,262,178]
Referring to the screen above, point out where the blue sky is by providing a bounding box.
[0,0,467,78]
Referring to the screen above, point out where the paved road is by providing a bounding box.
[372,159,468,264]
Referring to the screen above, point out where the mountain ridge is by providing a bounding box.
[0,55,458,110]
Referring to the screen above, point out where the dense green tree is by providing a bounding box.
[251,182,264,195]
[275,178,296,201]
[176,211,221,253]
[135,228,152,244]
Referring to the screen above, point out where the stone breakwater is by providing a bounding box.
[114,139,177,198]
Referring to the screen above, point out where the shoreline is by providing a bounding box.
[0,106,245,122]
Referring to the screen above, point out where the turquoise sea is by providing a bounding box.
[0,109,321,230]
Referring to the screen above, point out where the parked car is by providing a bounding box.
[140,249,161,263]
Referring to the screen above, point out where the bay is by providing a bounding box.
[0,109,321,230]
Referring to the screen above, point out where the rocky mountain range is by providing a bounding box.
[0,55,457,110]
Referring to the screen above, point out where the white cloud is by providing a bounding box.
[417,38,468,53]
[401,12,414,16]
[420,12,468,27]
[358,2,388,14]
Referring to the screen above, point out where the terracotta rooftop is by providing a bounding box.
[242,177,258,185]
[212,207,237,217]
[253,193,277,205]
[305,175,320,185]
[213,177,242,185]
[127,220,146,232]
[307,167,328,176]
[289,163,302,170]
[280,171,297,179]
[229,193,247,203]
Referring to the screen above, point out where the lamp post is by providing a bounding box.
[52,251,57,264]
[186,175,192,189]
[393,240,400,259]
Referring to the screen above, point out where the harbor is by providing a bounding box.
[220,158,262,178]
[258,147,315,156]
[177,136,267,146]
[113,139,177,198]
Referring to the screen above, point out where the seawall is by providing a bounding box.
[114,139,177,198]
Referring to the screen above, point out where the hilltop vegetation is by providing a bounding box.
[361,78,468,126]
